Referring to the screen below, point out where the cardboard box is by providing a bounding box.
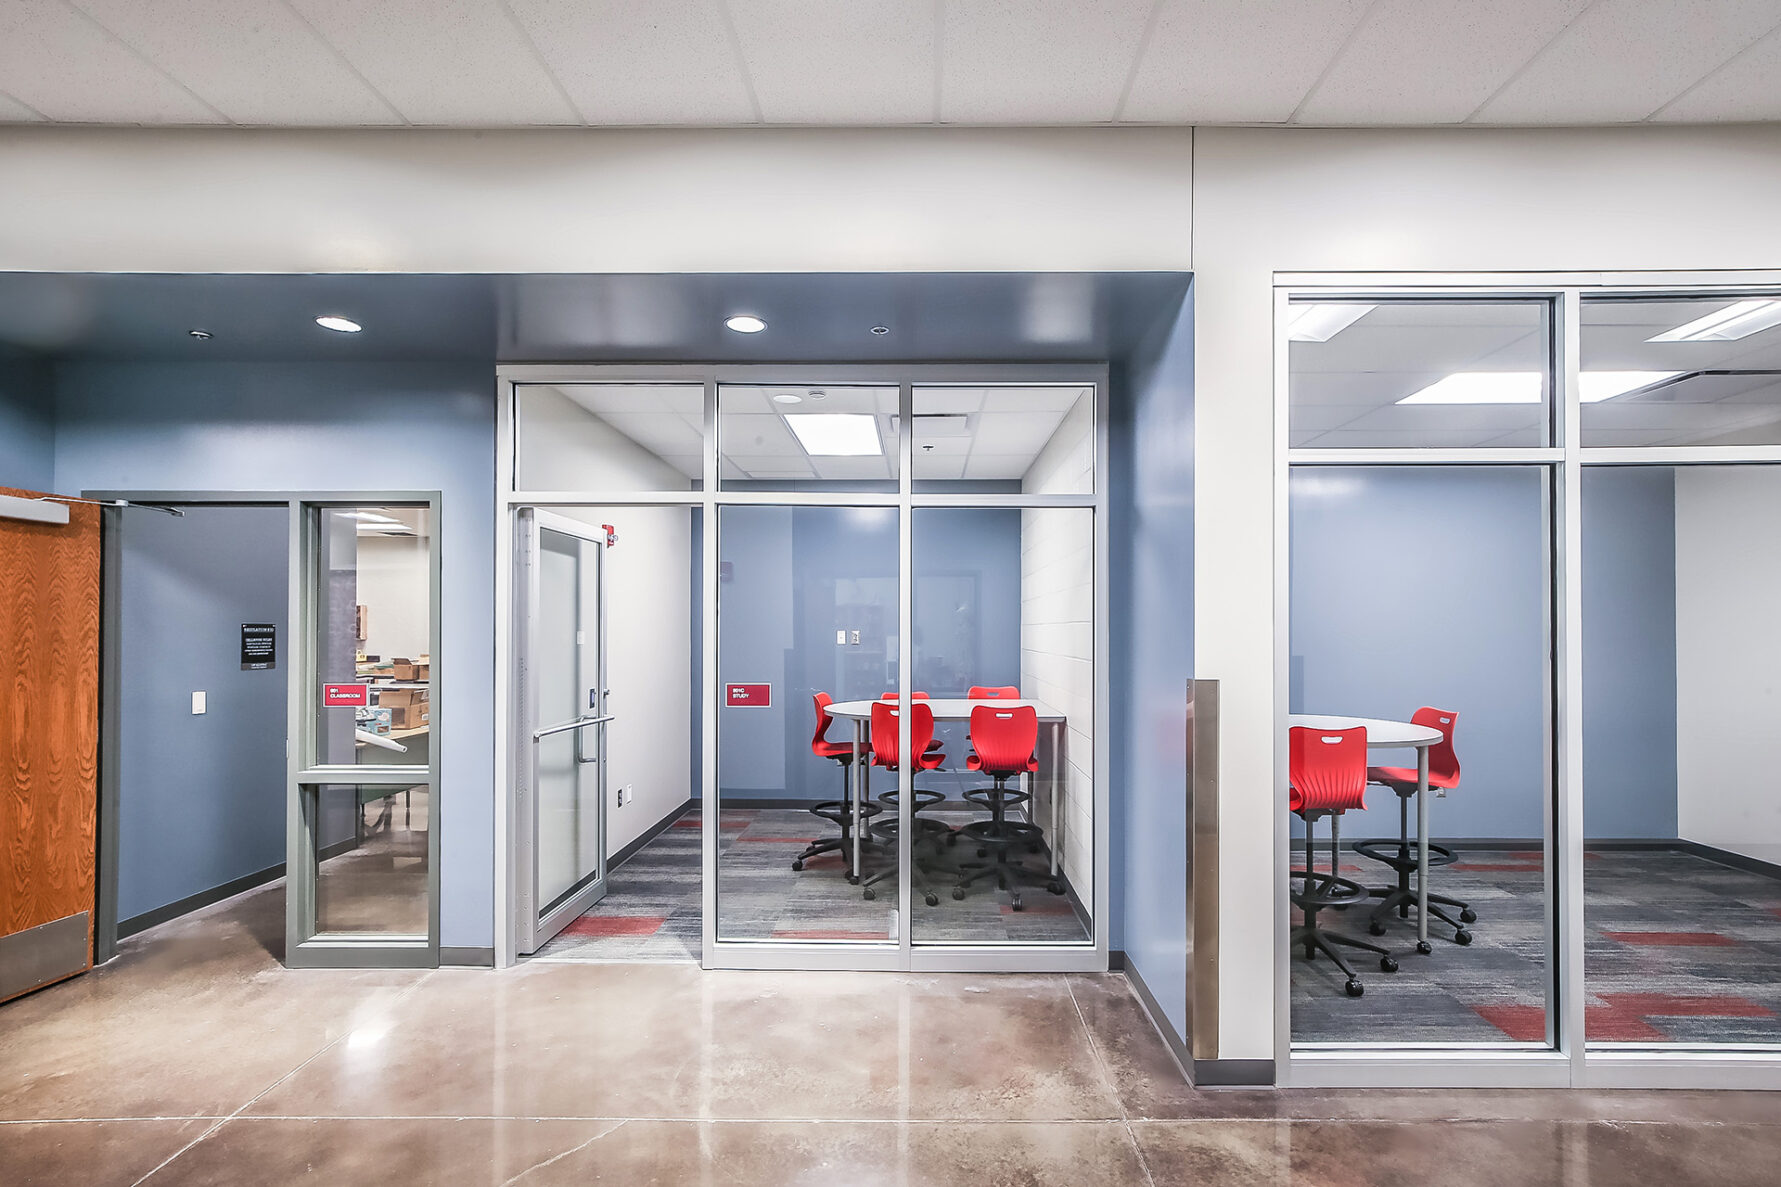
[377,688,428,709]
[391,658,431,682]
[390,702,430,730]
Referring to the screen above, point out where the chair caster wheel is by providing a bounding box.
[1380,956,1398,973]
[1416,940,1433,955]
[1011,899,1024,912]
[791,859,804,871]
[846,873,860,885]
[1047,881,1064,895]
[925,893,939,907]
[1345,980,1364,998]
[1454,929,1473,946]
[862,887,877,901]
[1460,908,1477,924]
[952,887,966,901]
[977,848,988,858]
[1368,921,1386,936]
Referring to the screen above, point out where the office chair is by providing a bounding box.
[952,704,1065,911]
[1290,725,1398,997]
[1352,707,1472,950]
[861,700,951,907]
[967,685,1020,699]
[792,692,880,883]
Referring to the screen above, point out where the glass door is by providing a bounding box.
[516,509,612,954]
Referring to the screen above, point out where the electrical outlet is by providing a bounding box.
[836,629,846,645]
[191,691,206,715]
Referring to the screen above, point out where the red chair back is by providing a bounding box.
[1412,707,1460,787]
[871,700,935,770]
[1288,726,1368,814]
[879,691,931,700]
[968,705,1038,776]
[811,692,839,756]
[968,685,1020,700]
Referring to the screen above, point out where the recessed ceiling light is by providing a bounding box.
[725,314,767,334]
[785,413,881,456]
[772,392,803,405]
[1397,372,1544,405]
[870,325,890,336]
[188,328,212,341]
[316,315,362,333]
[1648,299,1781,343]
[1287,303,1375,342]
[1580,370,1683,403]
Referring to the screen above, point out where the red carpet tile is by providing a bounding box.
[1473,1003,1664,1043]
[771,929,888,940]
[1600,992,1773,1019]
[561,915,666,937]
[1602,930,1739,946]
[672,816,750,830]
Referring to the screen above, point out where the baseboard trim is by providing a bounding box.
[1115,951,1191,1081]
[118,862,284,939]
[1680,840,1781,881]
[719,797,824,809]
[1193,1058,1277,1087]
[612,799,694,869]
[1116,950,1276,1089]
[441,946,495,967]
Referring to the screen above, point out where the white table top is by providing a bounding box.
[1288,714,1441,748]
[828,698,1065,723]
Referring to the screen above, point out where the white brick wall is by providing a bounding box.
[1020,394,1096,898]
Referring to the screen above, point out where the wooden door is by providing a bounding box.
[1,486,101,1002]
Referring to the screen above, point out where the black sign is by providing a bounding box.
[240,623,277,671]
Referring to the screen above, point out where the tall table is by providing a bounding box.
[826,699,1067,883]
[1288,714,1443,952]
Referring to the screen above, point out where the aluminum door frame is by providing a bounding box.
[515,507,612,954]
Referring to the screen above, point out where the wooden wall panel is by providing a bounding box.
[1,485,101,1000]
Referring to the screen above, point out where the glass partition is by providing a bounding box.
[1582,464,1781,1047]
[1288,300,1553,449]
[714,504,900,942]
[1288,465,1553,1045]
[719,384,899,492]
[310,782,430,936]
[515,382,704,491]
[912,385,1094,493]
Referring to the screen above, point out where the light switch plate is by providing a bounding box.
[836,630,846,645]
[191,691,206,714]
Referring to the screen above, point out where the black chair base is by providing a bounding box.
[1291,869,1398,997]
[793,798,882,881]
[1353,789,1478,946]
[862,817,953,906]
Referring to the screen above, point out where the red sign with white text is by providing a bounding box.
[323,683,370,708]
[726,683,771,708]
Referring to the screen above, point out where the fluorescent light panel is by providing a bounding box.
[1579,370,1682,403]
[1288,303,1375,342]
[1398,372,1544,405]
[785,413,882,456]
[1648,299,1781,343]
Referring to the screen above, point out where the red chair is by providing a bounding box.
[968,685,1019,699]
[792,693,881,880]
[952,705,1064,911]
[1353,707,1472,949]
[1290,726,1397,997]
[860,701,950,906]
[880,691,943,755]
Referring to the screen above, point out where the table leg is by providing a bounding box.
[852,720,864,880]
[1417,745,1430,950]
[1049,721,1061,878]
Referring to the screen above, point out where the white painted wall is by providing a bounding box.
[1192,124,1781,1061]
[1675,466,1781,867]
[355,534,431,661]
[1020,395,1096,896]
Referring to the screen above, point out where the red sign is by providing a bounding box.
[726,683,771,708]
[323,683,370,708]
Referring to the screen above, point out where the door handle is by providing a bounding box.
[533,714,615,742]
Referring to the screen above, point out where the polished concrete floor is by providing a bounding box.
[4,886,1780,1185]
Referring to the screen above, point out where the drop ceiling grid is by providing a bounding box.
[3,2,1779,126]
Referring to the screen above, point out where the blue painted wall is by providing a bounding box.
[1290,466,1550,840]
[1111,286,1194,1037]
[0,356,54,491]
[116,504,289,925]
[715,504,1022,801]
[52,360,497,949]
[1581,466,1679,839]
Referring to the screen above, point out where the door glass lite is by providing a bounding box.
[518,511,610,954]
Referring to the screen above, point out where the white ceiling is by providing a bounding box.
[549,383,1088,483]
[2,1,1778,128]
[1291,297,1781,449]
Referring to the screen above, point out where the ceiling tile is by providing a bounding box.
[1473,0,1781,124]
[505,0,756,124]
[1298,0,1594,125]
[0,0,225,123]
[940,0,1155,124]
[0,87,44,121]
[1122,0,1371,124]
[1654,23,1781,123]
[288,0,581,125]
[74,0,399,125]
[725,0,937,124]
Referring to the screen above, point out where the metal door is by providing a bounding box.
[516,509,611,953]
